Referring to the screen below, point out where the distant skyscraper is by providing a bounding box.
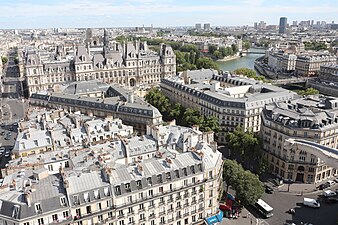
[195,23,202,30]
[279,17,287,34]
[254,22,258,30]
[204,23,211,30]
[292,21,298,26]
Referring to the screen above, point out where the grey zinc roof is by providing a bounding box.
[67,172,108,195]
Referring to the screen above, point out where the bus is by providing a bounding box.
[254,199,274,218]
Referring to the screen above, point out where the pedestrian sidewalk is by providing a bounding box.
[220,208,269,225]
[276,183,317,195]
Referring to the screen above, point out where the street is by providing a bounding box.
[0,98,28,170]
[220,183,338,225]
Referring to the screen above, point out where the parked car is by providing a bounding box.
[265,185,273,194]
[325,197,338,204]
[0,147,5,153]
[4,151,10,158]
[303,198,320,208]
[0,131,5,136]
[326,180,335,187]
[323,190,337,197]
[334,177,338,183]
[318,183,330,190]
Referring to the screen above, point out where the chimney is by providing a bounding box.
[137,163,144,176]
[166,157,173,168]
[128,92,134,104]
[25,191,32,207]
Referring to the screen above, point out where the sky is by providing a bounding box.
[0,0,337,29]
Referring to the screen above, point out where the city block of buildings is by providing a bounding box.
[23,29,176,95]
[160,69,295,143]
[0,108,223,225]
[261,95,338,183]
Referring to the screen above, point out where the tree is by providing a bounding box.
[196,58,220,70]
[223,160,244,193]
[212,50,223,59]
[208,45,218,54]
[298,88,319,96]
[242,41,251,50]
[203,116,220,133]
[235,171,264,205]
[226,126,258,162]
[231,44,238,54]
[233,68,267,82]
[1,56,8,65]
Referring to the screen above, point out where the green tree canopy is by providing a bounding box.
[208,45,218,54]
[226,126,259,162]
[242,41,251,50]
[298,88,319,96]
[233,68,267,82]
[196,57,220,70]
[1,56,8,65]
[235,170,264,205]
[223,159,244,193]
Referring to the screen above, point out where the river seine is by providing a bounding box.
[216,48,266,72]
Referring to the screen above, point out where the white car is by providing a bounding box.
[323,190,337,197]
[326,180,335,187]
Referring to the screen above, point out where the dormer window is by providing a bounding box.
[12,204,20,218]
[35,203,42,214]
[84,192,90,202]
[60,197,67,206]
[104,187,110,196]
[94,190,100,199]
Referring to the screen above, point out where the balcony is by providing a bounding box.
[127,211,134,215]
[184,203,189,207]
[159,201,165,205]
[199,198,204,202]
[191,210,196,214]
[118,214,124,219]
[148,204,155,209]
[149,214,156,219]
[160,221,166,224]
[191,191,197,195]
[176,195,182,200]
[168,208,174,213]
[159,211,166,216]
[191,200,196,204]
[183,212,189,217]
[184,193,190,198]
[168,218,174,223]
[176,215,182,219]
[198,207,204,211]
[138,208,145,212]
[176,205,182,209]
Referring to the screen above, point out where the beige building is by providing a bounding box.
[295,54,337,77]
[261,96,338,183]
[160,69,295,143]
[0,119,223,225]
[318,64,338,83]
[24,35,176,95]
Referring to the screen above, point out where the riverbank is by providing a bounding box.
[216,55,241,62]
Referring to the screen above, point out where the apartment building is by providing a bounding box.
[160,69,295,143]
[261,96,338,183]
[318,64,338,83]
[0,109,223,225]
[29,81,162,134]
[295,54,337,76]
[267,51,297,72]
[24,31,176,95]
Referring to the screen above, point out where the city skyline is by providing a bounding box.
[0,0,337,29]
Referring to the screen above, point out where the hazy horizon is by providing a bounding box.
[0,0,337,29]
